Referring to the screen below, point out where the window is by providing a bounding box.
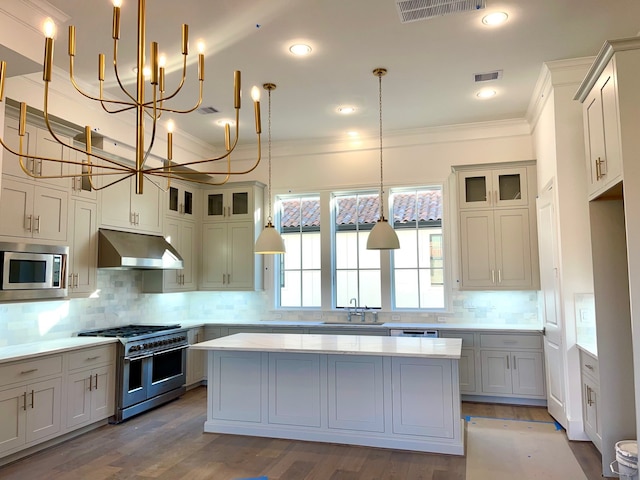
[278,195,321,307]
[392,187,444,309]
[275,186,446,312]
[334,192,381,308]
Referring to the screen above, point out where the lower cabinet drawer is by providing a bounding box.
[0,355,63,385]
[68,345,115,371]
[479,334,542,349]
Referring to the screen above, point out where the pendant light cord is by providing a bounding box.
[263,83,276,224]
[267,86,273,223]
[376,68,386,222]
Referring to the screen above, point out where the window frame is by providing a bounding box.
[273,183,449,313]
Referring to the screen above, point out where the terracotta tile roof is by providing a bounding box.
[280,190,442,228]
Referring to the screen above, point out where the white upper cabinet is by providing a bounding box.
[455,162,538,290]
[575,39,640,199]
[99,175,163,233]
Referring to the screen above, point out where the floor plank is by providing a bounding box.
[0,387,602,480]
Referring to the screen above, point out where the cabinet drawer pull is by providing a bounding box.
[34,215,40,233]
[512,355,516,370]
[498,269,502,284]
[22,392,27,411]
[89,375,92,391]
[20,368,38,375]
[506,355,510,369]
[31,390,34,409]
[502,340,518,345]
[95,373,99,390]
[86,356,100,361]
[585,364,594,370]
[491,270,495,284]
[25,214,33,232]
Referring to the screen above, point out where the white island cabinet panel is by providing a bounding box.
[193,333,464,455]
[269,353,321,427]
[392,358,455,439]
[210,351,262,423]
[327,356,384,433]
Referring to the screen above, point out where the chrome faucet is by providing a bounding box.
[347,298,363,322]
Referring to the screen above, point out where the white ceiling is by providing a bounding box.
[40,0,640,147]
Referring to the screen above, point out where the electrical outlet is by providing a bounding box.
[437,316,447,323]
[392,314,401,321]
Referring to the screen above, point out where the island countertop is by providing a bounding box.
[191,332,462,359]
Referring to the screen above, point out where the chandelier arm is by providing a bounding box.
[42,88,133,170]
[68,55,113,104]
[144,132,260,178]
[144,106,241,174]
[139,87,160,169]
[150,80,203,114]
[112,38,138,105]
[87,171,136,192]
[153,55,189,103]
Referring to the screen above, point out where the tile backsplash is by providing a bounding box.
[0,270,540,346]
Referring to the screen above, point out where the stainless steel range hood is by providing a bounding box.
[98,228,183,270]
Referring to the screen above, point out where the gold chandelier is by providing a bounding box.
[0,0,262,194]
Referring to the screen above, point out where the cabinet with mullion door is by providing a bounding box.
[455,162,538,290]
[200,181,265,291]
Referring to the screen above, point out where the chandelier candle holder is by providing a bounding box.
[0,0,263,194]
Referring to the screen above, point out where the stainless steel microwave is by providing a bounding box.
[0,242,68,301]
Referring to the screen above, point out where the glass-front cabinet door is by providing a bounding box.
[168,184,195,217]
[204,187,254,221]
[457,167,528,209]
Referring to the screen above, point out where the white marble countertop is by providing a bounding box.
[176,319,542,333]
[0,337,119,364]
[577,342,598,358]
[191,332,462,359]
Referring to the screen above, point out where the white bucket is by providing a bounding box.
[612,441,639,480]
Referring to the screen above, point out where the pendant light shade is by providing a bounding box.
[255,83,286,255]
[255,221,286,254]
[367,219,400,249]
[366,67,400,250]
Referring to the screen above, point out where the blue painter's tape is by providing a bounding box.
[235,477,268,480]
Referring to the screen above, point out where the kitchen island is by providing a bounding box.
[191,333,464,455]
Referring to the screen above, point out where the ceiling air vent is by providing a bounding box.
[474,70,503,83]
[396,0,486,23]
[197,106,219,115]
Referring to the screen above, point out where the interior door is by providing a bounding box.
[536,181,567,427]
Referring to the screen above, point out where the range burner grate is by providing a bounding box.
[78,324,182,338]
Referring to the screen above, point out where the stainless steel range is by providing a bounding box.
[78,324,188,423]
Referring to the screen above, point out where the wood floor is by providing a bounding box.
[0,386,604,480]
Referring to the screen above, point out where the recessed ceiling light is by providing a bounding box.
[476,89,497,99]
[289,43,312,56]
[347,131,359,137]
[337,106,356,115]
[482,12,508,26]
[216,119,236,127]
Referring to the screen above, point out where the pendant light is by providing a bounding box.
[255,83,286,254]
[367,68,400,250]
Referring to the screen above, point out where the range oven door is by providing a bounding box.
[122,355,150,408]
[147,346,187,399]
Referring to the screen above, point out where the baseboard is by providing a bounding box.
[462,394,547,406]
